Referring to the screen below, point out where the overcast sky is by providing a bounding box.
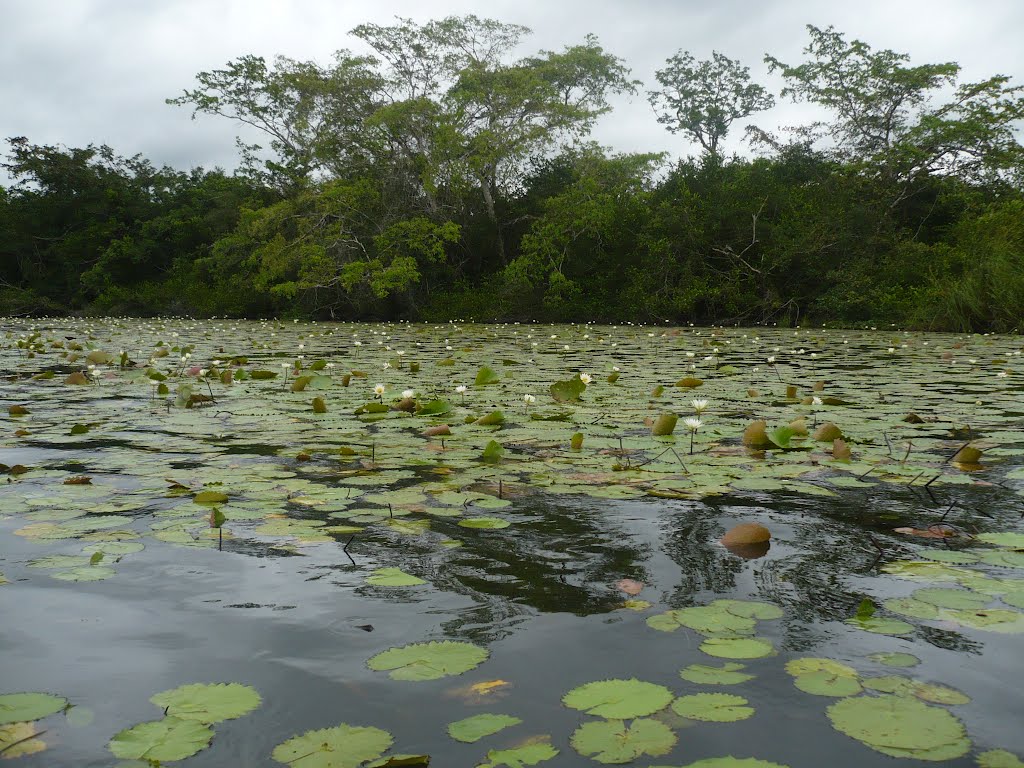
[3,0,1023,179]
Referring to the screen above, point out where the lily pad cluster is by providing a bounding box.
[647,599,781,659]
[108,682,261,762]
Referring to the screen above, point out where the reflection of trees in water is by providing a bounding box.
[300,495,655,643]
[659,502,744,603]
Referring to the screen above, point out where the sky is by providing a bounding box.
[3,0,1023,179]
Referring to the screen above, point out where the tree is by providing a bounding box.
[353,16,638,263]
[764,25,1024,193]
[167,52,384,191]
[648,51,774,158]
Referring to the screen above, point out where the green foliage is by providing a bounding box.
[2,19,1024,329]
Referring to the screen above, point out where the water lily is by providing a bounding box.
[456,384,467,403]
[691,398,709,414]
[579,373,592,385]
[402,389,415,399]
[373,383,385,401]
[683,416,702,454]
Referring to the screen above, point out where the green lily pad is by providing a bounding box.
[868,652,920,668]
[446,713,521,743]
[700,637,774,659]
[108,717,214,762]
[477,738,559,767]
[980,551,1024,568]
[976,533,1024,548]
[845,616,915,635]
[862,676,970,705]
[793,671,863,697]
[679,663,755,685]
[826,694,969,760]
[149,682,261,723]
[570,718,676,764]
[977,749,1024,768]
[917,549,979,564]
[458,517,511,530]
[366,568,426,587]
[912,587,990,610]
[0,722,47,758]
[671,693,754,722]
[883,597,941,620]
[367,641,488,681]
[271,723,393,767]
[0,693,67,725]
[562,679,673,719]
[942,608,1024,633]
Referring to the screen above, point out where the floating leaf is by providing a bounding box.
[846,616,915,635]
[868,652,920,668]
[977,749,1024,768]
[826,694,969,760]
[446,713,521,743]
[194,490,229,505]
[570,718,676,764]
[367,641,488,681]
[477,737,558,767]
[699,637,774,659]
[651,414,677,436]
[271,723,393,767]
[562,679,673,719]
[481,440,504,463]
[0,693,67,725]
[977,533,1024,549]
[458,517,510,530]
[474,366,500,386]
[150,683,261,723]
[912,587,989,610]
[0,722,46,758]
[651,759,791,768]
[549,377,586,403]
[108,717,214,762]
[671,693,754,722]
[366,568,426,587]
[679,663,754,685]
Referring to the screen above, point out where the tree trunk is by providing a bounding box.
[478,176,506,265]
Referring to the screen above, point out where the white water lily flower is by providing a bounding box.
[812,396,823,406]
[683,417,702,431]
[579,373,592,385]
[455,385,467,394]
[374,383,386,396]
[767,356,776,364]
[524,394,536,404]
[402,389,415,399]
[691,398,709,413]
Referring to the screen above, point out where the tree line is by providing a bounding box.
[3,19,1024,330]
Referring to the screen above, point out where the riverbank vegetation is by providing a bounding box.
[2,20,1023,330]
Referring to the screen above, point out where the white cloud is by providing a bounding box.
[2,0,1021,178]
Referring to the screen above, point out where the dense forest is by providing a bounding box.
[2,19,1024,330]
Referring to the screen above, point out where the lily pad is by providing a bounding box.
[367,641,488,681]
[678,663,755,685]
[477,737,559,767]
[108,717,214,762]
[671,693,754,722]
[562,679,673,719]
[446,713,521,743]
[0,722,47,758]
[0,693,67,725]
[458,517,511,530]
[366,568,426,587]
[271,723,393,767]
[826,694,969,760]
[699,637,774,659]
[868,652,920,668]
[570,718,676,764]
[149,682,261,723]
[977,749,1024,768]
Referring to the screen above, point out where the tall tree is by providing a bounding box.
[764,25,1024,194]
[648,51,774,159]
[167,52,384,191]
